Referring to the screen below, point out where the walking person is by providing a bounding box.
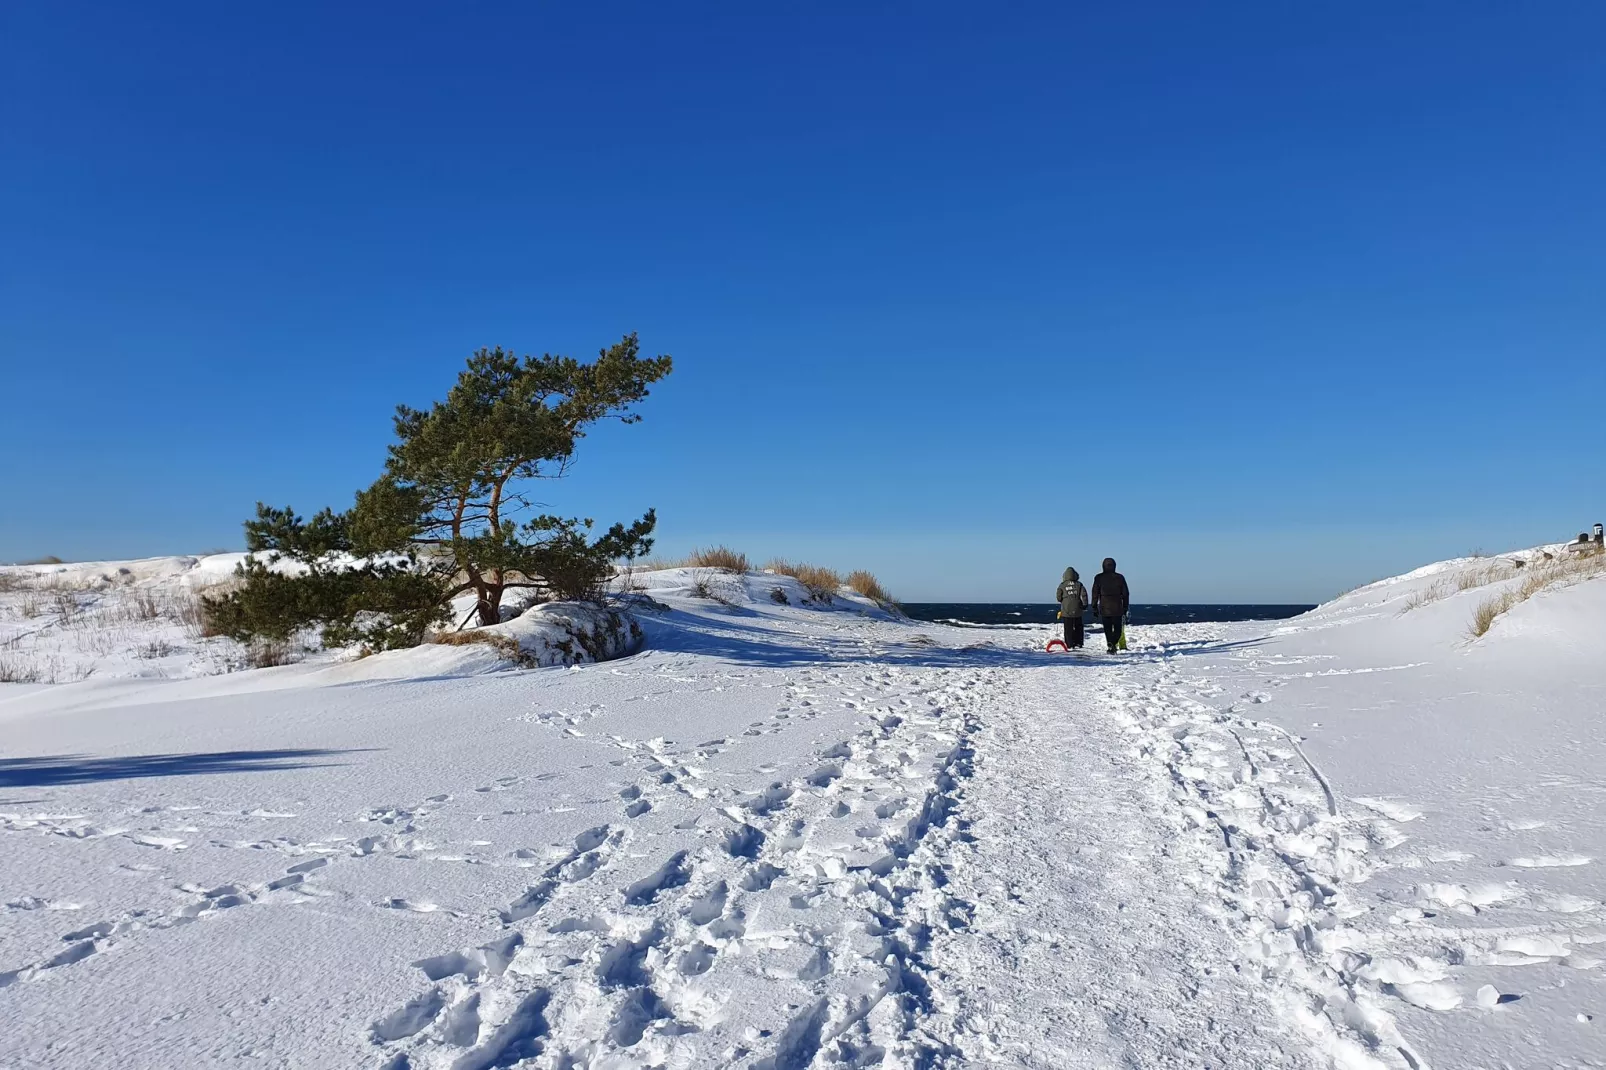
[1055,567,1088,649]
[1091,557,1130,653]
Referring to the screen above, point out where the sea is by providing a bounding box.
[901,603,1316,627]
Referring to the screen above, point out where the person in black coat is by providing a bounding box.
[1090,557,1130,653]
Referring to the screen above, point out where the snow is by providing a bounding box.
[1,547,1603,1069]
[0,555,646,690]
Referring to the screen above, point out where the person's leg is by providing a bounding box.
[1102,615,1121,652]
[1070,616,1084,648]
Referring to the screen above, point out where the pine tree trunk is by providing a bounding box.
[475,589,500,627]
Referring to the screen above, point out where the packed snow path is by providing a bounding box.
[2,558,1603,1069]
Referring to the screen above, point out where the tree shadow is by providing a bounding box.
[0,749,374,788]
[644,615,1084,670]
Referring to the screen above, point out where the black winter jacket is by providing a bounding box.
[1091,569,1129,618]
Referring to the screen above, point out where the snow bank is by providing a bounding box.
[0,556,894,691]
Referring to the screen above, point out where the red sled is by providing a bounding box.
[1045,638,1068,653]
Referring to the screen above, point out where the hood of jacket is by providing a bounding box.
[1062,567,1079,582]
[1101,557,1117,573]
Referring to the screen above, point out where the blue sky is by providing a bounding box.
[2,3,1601,601]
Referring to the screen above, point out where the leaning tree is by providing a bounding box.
[212,334,671,645]
[350,332,671,625]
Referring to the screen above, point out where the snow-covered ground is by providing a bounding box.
[1,549,1602,1069]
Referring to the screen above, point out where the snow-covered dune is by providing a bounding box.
[0,554,663,694]
[1,547,1601,1069]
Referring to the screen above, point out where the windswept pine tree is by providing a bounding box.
[209,334,671,645]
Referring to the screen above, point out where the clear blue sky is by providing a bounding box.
[3,3,1602,602]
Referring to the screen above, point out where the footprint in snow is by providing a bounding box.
[1355,797,1424,822]
[1505,854,1593,868]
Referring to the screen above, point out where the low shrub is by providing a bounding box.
[204,557,450,652]
[52,590,80,623]
[126,589,163,621]
[245,641,295,668]
[689,568,735,604]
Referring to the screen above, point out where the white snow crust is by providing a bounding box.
[1,548,1603,1069]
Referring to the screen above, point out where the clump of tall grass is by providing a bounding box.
[0,654,84,684]
[845,569,896,606]
[1400,561,1515,614]
[430,629,527,663]
[52,590,81,624]
[1468,548,1606,638]
[1456,562,1513,592]
[686,546,750,572]
[766,560,841,602]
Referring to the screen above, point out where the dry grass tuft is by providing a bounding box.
[845,570,895,605]
[125,589,163,621]
[1469,596,1504,638]
[1401,562,1515,614]
[686,546,750,573]
[182,583,239,639]
[1468,549,1606,638]
[1456,563,1513,593]
[630,555,687,572]
[0,653,41,683]
[52,590,80,624]
[767,560,841,602]
[0,653,89,684]
[431,629,524,661]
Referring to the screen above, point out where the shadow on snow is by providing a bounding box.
[637,609,1268,670]
[0,748,373,788]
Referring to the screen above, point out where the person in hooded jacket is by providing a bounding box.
[1054,567,1088,649]
[1091,557,1130,653]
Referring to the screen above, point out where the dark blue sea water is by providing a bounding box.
[901,603,1315,627]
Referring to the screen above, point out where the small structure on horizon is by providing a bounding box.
[1565,525,1604,554]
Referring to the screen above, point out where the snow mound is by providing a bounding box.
[438,602,645,669]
